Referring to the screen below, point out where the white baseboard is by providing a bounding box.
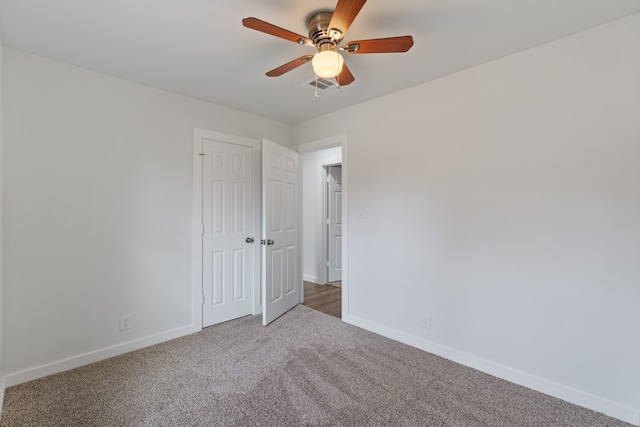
[0,376,6,418]
[4,325,196,388]
[303,274,321,284]
[343,315,639,427]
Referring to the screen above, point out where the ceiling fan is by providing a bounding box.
[242,0,414,86]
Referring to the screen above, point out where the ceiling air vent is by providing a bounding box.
[301,77,338,94]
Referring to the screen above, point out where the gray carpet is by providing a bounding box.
[1,305,631,426]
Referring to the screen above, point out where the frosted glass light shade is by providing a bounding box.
[312,50,344,78]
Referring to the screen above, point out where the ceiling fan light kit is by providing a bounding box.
[312,48,344,78]
[242,0,414,87]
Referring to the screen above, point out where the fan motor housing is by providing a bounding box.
[307,11,338,49]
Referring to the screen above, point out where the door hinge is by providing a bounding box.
[202,294,205,304]
[202,224,205,235]
[326,260,330,267]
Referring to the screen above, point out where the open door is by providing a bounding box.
[327,165,343,283]
[261,140,301,325]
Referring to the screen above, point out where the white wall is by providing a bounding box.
[0,37,5,410]
[293,15,640,425]
[301,146,342,284]
[2,48,291,383]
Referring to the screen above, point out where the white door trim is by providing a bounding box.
[296,134,345,153]
[296,134,349,319]
[192,128,262,332]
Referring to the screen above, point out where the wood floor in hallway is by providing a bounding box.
[302,281,342,318]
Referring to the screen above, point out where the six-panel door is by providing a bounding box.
[202,139,254,327]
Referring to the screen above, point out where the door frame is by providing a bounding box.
[192,128,262,332]
[297,133,349,318]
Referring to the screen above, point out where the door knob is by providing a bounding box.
[245,237,254,243]
[267,239,275,245]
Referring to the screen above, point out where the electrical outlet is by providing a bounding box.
[120,315,131,331]
[423,314,432,330]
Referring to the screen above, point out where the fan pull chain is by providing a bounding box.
[315,74,320,98]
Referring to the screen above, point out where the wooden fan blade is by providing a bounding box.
[243,17,313,45]
[266,55,313,77]
[336,64,355,86]
[346,36,414,54]
[328,0,367,38]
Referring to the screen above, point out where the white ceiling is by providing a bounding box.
[1,0,639,125]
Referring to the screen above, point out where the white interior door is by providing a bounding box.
[202,139,255,327]
[262,140,301,325]
[327,165,342,282]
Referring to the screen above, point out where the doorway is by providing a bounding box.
[299,134,348,319]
